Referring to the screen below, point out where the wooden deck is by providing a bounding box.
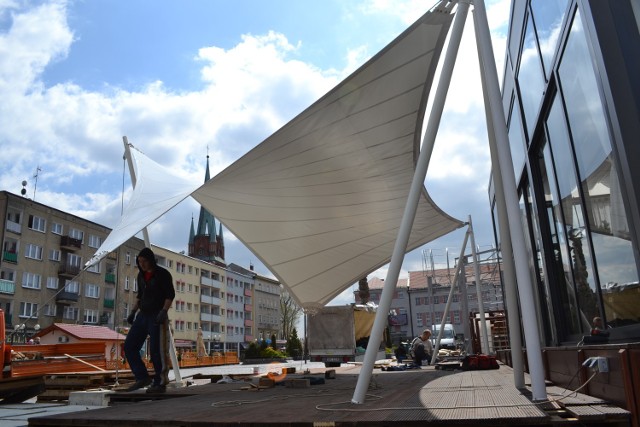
[27,363,630,426]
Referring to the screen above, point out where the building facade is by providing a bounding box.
[0,189,281,352]
[355,260,504,348]
[492,0,640,345]
[0,190,143,340]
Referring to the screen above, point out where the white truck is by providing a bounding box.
[307,304,379,367]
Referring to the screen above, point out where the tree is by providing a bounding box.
[280,289,302,339]
[358,277,370,304]
[286,327,303,359]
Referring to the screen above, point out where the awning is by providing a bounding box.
[88,3,463,310]
[192,7,462,309]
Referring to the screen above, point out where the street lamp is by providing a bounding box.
[12,323,26,343]
[406,284,414,339]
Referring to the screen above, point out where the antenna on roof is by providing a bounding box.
[33,165,42,201]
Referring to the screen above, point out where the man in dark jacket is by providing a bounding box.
[124,247,175,393]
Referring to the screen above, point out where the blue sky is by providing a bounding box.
[0,0,511,305]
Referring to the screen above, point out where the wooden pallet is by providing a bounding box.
[37,372,110,402]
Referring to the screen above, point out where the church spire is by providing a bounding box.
[189,153,225,265]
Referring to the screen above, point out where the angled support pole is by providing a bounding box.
[351,0,471,404]
[473,11,524,387]
[430,226,470,364]
[472,0,546,400]
[469,215,491,354]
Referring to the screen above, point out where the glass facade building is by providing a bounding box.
[493,0,640,345]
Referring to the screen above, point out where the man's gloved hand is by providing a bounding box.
[156,309,168,324]
[127,310,137,325]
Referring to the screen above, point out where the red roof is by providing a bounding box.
[37,323,127,340]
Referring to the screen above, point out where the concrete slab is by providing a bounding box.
[69,389,114,406]
[0,403,102,427]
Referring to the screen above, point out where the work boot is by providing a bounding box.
[126,377,152,391]
[146,383,166,394]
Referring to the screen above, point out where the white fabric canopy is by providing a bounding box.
[85,146,203,267]
[192,7,463,308]
[88,5,463,308]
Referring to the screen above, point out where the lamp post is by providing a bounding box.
[406,284,413,339]
[14,323,26,343]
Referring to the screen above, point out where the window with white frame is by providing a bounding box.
[22,272,41,289]
[87,263,100,273]
[28,215,46,232]
[19,302,38,317]
[24,244,43,260]
[88,235,102,248]
[69,228,83,241]
[124,276,130,290]
[63,306,78,320]
[133,278,138,292]
[67,253,82,268]
[64,280,80,294]
[43,304,57,316]
[49,249,61,262]
[84,309,98,324]
[85,284,100,298]
[46,276,58,289]
[51,222,63,235]
[125,251,131,265]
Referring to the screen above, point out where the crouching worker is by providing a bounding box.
[124,247,175,393]
[410,329,433,366]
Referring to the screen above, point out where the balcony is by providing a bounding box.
[200,313,222,323]
[105,273,116,284]
[0,279,15,295]
[244,289,252,297]
[56,291,79,303]
[244,334,253,342]
[58,264,81,278]
[103,299,115,308]
[60,235,82,251]
[244,304,252,312]
[2,251,17,263]
[244,319,253,327]
[5,220,21,234]
[200,294,222,305]
[200,275,222,288]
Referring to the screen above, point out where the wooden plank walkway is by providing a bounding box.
[28,364,630,426]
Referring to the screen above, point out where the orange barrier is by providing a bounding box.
[177,351,239,368]
[11,356,108,377]
[11,342,105,359]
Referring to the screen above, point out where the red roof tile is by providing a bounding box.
[48,323,127,340]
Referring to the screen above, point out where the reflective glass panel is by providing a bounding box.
[508,95,526,180]
[517,13,546,138]
[530,0,569,76]
[540,135,584,336]
[559,9,639,329]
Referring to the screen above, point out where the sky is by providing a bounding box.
[0,0,511,306]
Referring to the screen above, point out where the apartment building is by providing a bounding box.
[0,190,143,341]
[356,261,504,347]
[1,189,282,352]
[229,263,281,343]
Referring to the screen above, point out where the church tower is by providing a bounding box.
[188,155,226,266]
